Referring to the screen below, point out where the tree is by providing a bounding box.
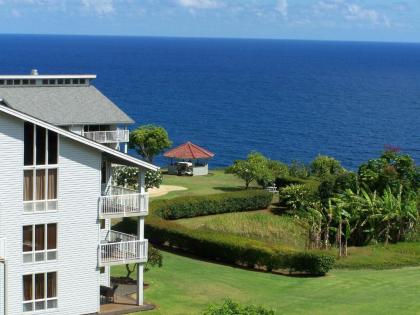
[124,245,163,279]
[289,160,308,178]
[225,152,270,189]
[129,124,172,163]
[358,149,419,196]
[310,155,345,179]
[257,160,289,188]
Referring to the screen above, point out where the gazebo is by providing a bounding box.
[164,141,215,176]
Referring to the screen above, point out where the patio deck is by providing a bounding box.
[99,284,154,314]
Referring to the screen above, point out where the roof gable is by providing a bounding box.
[0,104,158,171]
[164,141,215,160]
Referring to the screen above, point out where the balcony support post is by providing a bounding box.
[136,169,146,306]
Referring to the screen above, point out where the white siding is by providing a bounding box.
[0,113,25,315]
[0,112,103,315]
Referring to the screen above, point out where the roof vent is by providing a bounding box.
[30,69,39,76]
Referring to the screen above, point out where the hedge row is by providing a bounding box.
[114,192,335,276]
[155,190,273,220]
[144,215,335,275]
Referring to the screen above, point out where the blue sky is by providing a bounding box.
[0,0,419,42]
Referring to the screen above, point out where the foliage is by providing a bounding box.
[289,160,309,178]
[278,184,315,211]
[333,172,358,193]
[155,190,273,220]
[145,170,164,190]
[225,152,272,189]
[203,299,274,315]
[113,166,163,190]
[145,245,163,271]
[129,124,172,163]
[257,160,289,188]
[358,149,420,196]
[145,211,334,275]
[310,155,345,179]
[123,244,163,278]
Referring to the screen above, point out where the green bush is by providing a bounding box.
[278,184,316,211]
[287,251,335,275]
[204,299,274,315]
[155,190,273,220]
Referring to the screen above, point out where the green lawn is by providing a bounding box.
[176,209,307,249]
[158,169,257,200]
[112,251,420,315]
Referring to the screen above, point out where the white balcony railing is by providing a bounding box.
[99,186,148,218]
[0,238,5,260]
[83,129,129,144]
[99,231,148,266]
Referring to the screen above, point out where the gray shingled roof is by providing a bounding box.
[0,85,134,126]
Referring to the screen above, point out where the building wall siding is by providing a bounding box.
[0,112,103,315]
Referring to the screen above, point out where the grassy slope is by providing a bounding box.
[157,169,257,200]
[114,251,420,315]
[176,209,307,249]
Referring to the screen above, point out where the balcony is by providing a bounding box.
[99,231,148,266]
[0,238,5,261]
[99,186,148,219]
[83,129,129,144]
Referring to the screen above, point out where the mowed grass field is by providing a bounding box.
[157,169,258,199]
[114,251,420,315]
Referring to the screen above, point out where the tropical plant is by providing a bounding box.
[129,124,172,163]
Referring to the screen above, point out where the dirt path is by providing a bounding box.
[148,185,187,197]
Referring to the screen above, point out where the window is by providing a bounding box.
[64,79,70,84]
[57,79,63,85]
[0,80,4,85]
[49,79,55,85]
[14,79,21,85]
[29,79,36,85]
[42,79,48,85]
[23,79,29,85]
[72,79,79,84]
[80,79,86,84]
[23,122,59,213]
[100,219,106,229]
[23,272,57,312]
[23,223,57,263]
[100,267,105,274]
[6,79,13,85]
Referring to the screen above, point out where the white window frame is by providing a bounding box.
[23,272,58,313]
[23,223,58,264]
[23,123,59,213]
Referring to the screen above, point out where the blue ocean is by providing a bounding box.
[1,34,419,169]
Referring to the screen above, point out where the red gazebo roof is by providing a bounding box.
[164,141,215,160]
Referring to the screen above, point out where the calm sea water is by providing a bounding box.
[1,35,419,169]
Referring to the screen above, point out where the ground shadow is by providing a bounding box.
[213,186,244,192]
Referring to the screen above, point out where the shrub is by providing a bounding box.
[287,252,335,275]
[278,184,315,211]
[155,190,273,220]
[204,299,274,315]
